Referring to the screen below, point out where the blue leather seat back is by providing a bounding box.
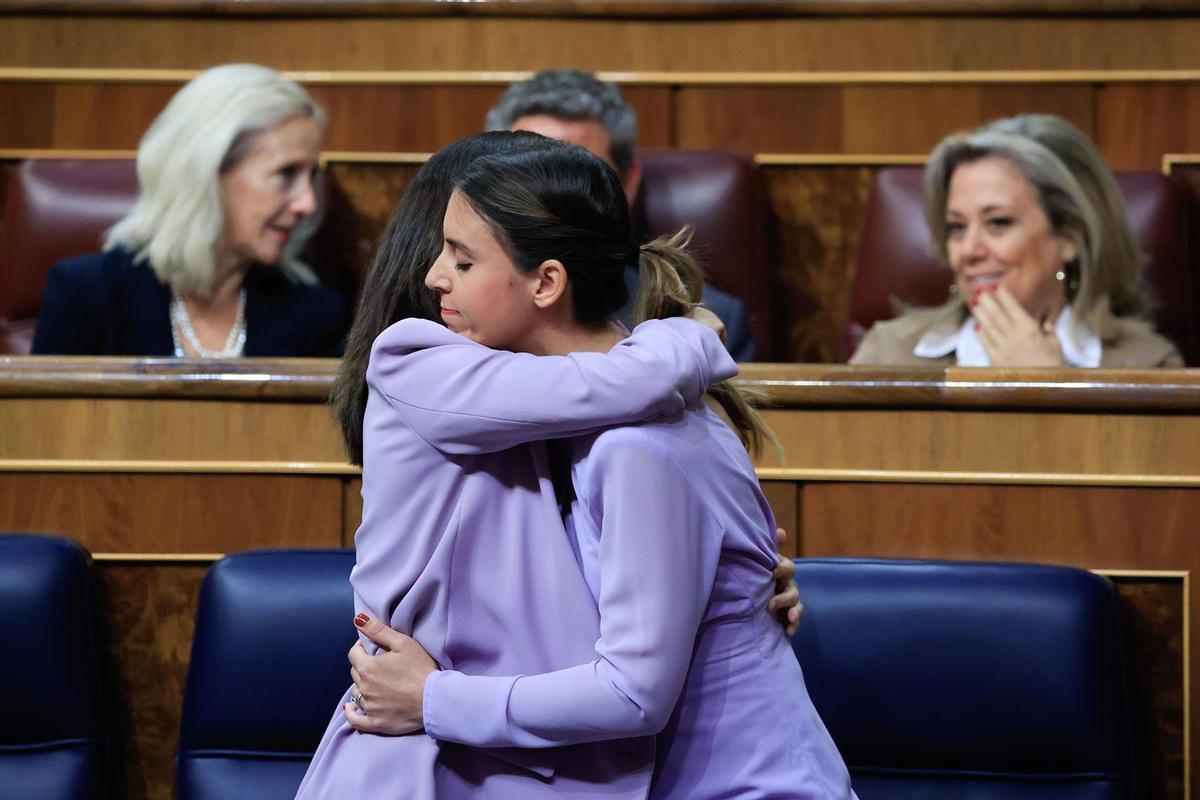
[790,558,1135,800]
[176,549,357,800]
[0,534,110,799]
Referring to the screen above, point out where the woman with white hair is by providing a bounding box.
[32,63,348,357]
[851,115,1182,368]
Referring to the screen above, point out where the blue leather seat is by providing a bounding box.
[790,558,1135,799]
[176,549,357,800]
[0,534,111,799]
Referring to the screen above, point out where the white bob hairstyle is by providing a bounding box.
[106,63,327,297]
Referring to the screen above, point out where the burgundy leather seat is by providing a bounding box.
[3,152,775,357]
[0,159,138,355]
[633,149,776,360]
[844,166,1197,365]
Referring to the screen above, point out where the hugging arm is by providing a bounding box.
[370,317,736,455]
[421,436,719,747]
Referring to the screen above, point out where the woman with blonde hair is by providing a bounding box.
[851,114,1181,367]
[32,63,347,357]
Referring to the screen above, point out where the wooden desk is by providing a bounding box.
[1,358,1195,798]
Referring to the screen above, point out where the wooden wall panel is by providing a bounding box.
[761,480,800,556]
[6,15,1200,72]
[96,562,207,800]
[1119,579,1188,799]
[0,82,54,149]
[342,477,362,545]
[676,85,1098,154]
[841,86,985,154]
[0,473,344,552]
[762,165,876,362]
[1098,84,1200,169]
[978,84,1096,136]
[313,85,506,152]
[674,87,843,152]
[760,408,1200,475]
[800,482,1200,565]
[0,81,673,154]
[50,83,176,150]
[0,397,346,461]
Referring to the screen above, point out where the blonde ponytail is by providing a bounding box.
[634,228,780,458]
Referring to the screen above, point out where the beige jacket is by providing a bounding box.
[850,311,1184,368]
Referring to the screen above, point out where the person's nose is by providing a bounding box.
[291,172,318,217]
[960,223,988,263]
[425,253,451,292]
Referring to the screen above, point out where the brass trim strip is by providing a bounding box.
[1098,569,1189,579]
[0,149,926,168]
[5,67,1200,86]
[755,468,1200,486]
[755,154,926,166]
[0,459,360,474]
[0,148,136,159]
[323,150,431,164]
[1164,153,1200,174]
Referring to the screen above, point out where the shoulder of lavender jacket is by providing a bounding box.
[365,317,738,454]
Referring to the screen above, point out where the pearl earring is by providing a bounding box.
[1055,270,1066,282]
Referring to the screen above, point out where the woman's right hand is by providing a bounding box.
[343,614,437,735]
[972,287,1064,367]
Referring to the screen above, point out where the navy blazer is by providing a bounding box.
[31,247,349,357]
[619,267,755,362]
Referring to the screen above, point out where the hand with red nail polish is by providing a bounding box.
[972,287,1063,367]
[344,613,437,735]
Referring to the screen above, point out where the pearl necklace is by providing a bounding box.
[170,290,247,358]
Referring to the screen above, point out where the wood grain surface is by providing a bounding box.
[7,16,1200,72]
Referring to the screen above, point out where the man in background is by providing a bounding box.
[486,69,756,361]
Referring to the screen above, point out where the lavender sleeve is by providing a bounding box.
[370,317,736,455]
[422,431,722,746]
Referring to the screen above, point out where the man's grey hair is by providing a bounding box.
[485,69,637,179]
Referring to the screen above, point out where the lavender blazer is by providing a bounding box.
[419,404,857,799]
[295,317,735,800]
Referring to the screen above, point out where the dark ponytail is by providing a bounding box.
[634,228,779,458]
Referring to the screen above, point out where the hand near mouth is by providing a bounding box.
[971,287,1064,367]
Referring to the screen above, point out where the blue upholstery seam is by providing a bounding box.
[0,738,100,753]
[180,749,315,761]
[850,766,1128,781]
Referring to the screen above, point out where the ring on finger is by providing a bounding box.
[351,688,363,706]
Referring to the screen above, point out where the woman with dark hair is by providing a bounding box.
[298,133,754,798]
[334,140,855,798]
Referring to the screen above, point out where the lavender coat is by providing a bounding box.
[295,317,735,799]
[422,405,857,799]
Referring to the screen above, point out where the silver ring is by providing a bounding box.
[351,688,363,706]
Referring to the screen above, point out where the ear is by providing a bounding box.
[531,259,569,310]
[622,157,643,206]
[1057,233,1079,265]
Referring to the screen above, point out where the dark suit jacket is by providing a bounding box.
[31,247,349,357]
[619,267,755,362]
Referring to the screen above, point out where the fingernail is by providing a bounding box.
[354,613,370,628]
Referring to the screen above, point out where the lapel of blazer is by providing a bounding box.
[114,250,173,355]
[242,265,293,357]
